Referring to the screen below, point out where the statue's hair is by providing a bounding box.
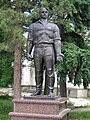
[39,7,48,13]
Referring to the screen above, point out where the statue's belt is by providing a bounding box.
[35,44,53,48]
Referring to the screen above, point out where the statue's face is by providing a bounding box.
[39,8,48,19]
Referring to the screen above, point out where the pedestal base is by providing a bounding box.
[9,97,70,120]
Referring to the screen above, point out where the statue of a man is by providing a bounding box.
[26,7,63,97]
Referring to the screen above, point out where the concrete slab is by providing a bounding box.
[69,98,90,107]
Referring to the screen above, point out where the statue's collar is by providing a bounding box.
[37,19,50,24]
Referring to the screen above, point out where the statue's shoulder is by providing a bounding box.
[49,21,58,26]
[29,20,40,27]
[28,22,36,30]
[48,20,53,24]
[48,21,59,30]
[29,22,35,27]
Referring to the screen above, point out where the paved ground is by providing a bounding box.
[0,87,13,96]
[71,107,90,112]
[0,87,90,109]
[69,98,90,107]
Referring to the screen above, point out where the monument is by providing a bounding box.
[9,7,70,120]
[26,7,63,97]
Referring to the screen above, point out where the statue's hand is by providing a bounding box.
[26,53,33,61]
[56,53,64,62]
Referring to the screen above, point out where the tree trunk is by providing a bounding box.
[60,81,67,97]
[58,73,67,97]
[14,42,21,99]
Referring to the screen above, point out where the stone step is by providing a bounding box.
[9,108,70,120]
[13,97,68,115]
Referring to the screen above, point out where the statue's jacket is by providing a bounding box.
[27,19,62,57]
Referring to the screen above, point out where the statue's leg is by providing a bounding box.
[31,48,43,96]
[44,47,55,97]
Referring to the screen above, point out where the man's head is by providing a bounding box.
[39,7,48,19]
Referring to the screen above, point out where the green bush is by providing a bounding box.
[0,97,13,120]
[55,42,90,88]
[0,51,14,87]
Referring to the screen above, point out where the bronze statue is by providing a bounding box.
[26,7,63,97]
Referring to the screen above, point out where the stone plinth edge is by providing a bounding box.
[13,97,68,105]
[9,108,70,119]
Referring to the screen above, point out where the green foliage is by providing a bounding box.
[0,0,11,8]
[0,52,14,87]
[80,49,90,88]
[0,98,13,120]
[70,110,90,120]
[0,8,26,51]
[56,42,81,84]
[56,42,90,87]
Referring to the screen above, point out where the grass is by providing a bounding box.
[85,98,90,101]
[70,111,90,120]
[0,96,13,120]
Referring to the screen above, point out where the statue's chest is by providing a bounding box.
[34,23,54,33]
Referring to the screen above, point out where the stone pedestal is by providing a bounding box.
[9,97,70,120]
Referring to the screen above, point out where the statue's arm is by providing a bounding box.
[26,25,34,61]
[53,25,64,62]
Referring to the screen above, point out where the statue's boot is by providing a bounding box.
[48,86,54,97]
[31,70,43,96]
[31,84,42,96]
[47,73,55,97]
